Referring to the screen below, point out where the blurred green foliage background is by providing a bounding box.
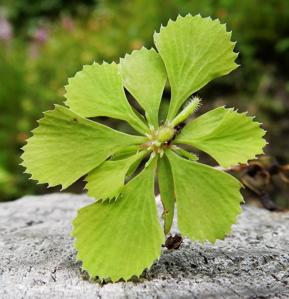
[0,0,289,201]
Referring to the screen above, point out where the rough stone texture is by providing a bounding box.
[0,193,289,299]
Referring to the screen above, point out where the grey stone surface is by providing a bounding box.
[0,193,289,299]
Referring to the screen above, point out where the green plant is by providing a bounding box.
[21,15,266,281]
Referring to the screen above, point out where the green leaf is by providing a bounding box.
[119,47,167,127]
[21,105,146,189]
[65,62,148,134]
[171,145,198,161]
[175,107,266,168]
[154,14,238,120]
[158,156,175,235]
[110,145,141,160]
[72,161,164,281]
[85,151,147,202]
[166,150,243,242]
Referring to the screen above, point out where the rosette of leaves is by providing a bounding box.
[21,14,266,282]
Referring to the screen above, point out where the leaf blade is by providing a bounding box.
[72,161,164,282]
[175,107,266,168]
[21,105,145,189]
[119,48,167,127]
[166,150,243,242]
[154,14,238,119]
[158,156,175,235]
[85,151,147,201]
[65,62,148,134]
